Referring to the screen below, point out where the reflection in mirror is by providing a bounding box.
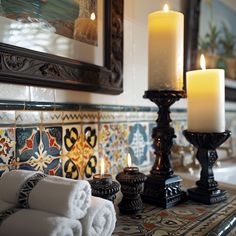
[186,0,236,101]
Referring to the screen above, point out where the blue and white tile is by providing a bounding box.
[16,127,40,171]
[128,122,150,168]
[41,126,63,176]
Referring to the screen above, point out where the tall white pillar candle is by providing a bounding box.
[148,4,184,91]
[187,55,225,133]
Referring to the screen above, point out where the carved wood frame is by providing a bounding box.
[186,0,236,101]
[0,0,124,95]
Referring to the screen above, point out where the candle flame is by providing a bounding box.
[101,158,104,176]
[163,4,169,12]
[127,153,132,167]
[90,12,96,21]
[200,54,206,70]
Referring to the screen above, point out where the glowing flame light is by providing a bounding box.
[200,54,206,70]
[90,12,96,21]
[101,158,104,176]
[127,153,132,167]
[163,4,169,12]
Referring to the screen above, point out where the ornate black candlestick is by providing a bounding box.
[183,130,231,204]
[116,166,146,215]
[89,174,120,202]
[142,90,186,208]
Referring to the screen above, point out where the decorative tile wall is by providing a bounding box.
[0,107,235,179]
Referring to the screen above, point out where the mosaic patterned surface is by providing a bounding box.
[16,127,40,171]
[0,110,235,178]
[41,127,62,176]
[63,124,98,179]
[15,127,63,175]
[113,190,236,236]
[99,123,128,175]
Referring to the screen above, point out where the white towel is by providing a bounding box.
[0,170,91,219]
[0,201,82,236]
[81,196,116,236]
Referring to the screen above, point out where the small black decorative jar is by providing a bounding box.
[116,166,146,215]
[183,130,231,204]
[89,173,120,202]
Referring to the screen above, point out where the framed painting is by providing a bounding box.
[0,0,124,95]
[185,0,236,101]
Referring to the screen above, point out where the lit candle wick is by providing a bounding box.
[90,12,96,21]
[200,54,206,70]
[163,4,169,12]
[101,158,104,176]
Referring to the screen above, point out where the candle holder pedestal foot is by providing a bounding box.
[142,174,185,208]
[183,130,231,204]
[141,90,186,208]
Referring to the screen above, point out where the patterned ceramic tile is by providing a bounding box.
[62,124,98,179]
[99,111,127,123]
[42,111,63,124]
[99,123,128,175]
[62,111,99,124]
[99,112,115,123]
[0,111,15,125]
[128,122,149,167]
[16,111,41,125]
[62,111,82,124]
[114,195,236,236]
[80,111,99,123]
[16,127,62,175]
[41,127,63,176]
[0,128,15,176]
[15,127,40,170]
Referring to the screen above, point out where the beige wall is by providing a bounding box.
[0,0,235,109]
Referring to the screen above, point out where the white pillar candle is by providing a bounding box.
[148,4,184,91]
[187,55,225,133]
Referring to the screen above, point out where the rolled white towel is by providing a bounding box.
[0,200,82,236]
[81,196,116,236]
[0,170,91,219]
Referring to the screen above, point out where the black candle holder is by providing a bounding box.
[116,167,146,215]
[89,174,120,202]
[141,90,186,208]
[183,130,231,204]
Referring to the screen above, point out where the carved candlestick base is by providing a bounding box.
[116,167,146,215]
[141,90,186,208]
[183,130,231,204]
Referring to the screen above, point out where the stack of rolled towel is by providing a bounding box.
[0,170,116,236]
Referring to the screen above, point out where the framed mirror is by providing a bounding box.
[0,0,123,95]
[186,0,236,101]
